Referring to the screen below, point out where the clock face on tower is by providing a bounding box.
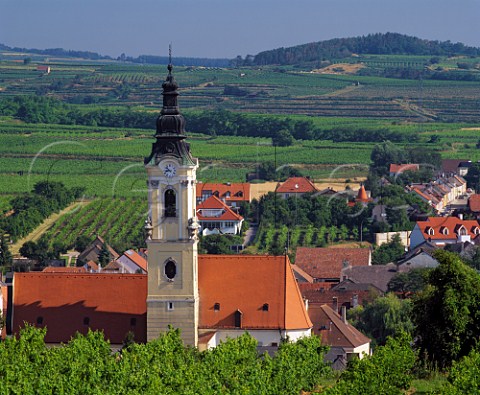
[163,163,176,178]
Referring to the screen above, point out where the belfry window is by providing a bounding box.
[165,259,177,281]
[165,189,176,217]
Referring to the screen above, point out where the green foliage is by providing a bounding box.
[0,231,12,268]
[323,333,416,395]
[372,234,405,264]
[464,162,480,192]
[348,293,414,346]
[445,345,480,394]
[387,268,431,294]
[199,234,243,254]
[0,326,332,394]
[412,250,480,368]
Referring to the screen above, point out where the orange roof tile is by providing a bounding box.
[196,183,251,202]
[122,250,148,272]
[198,255,312,331]
[13,273,147,343]
[295,247,371,280]
[416,217,480,240]
[469,195,480,213]
[276,177,318,194]
[197,195,243,221]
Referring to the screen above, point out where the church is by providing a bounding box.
[7,63,312,349]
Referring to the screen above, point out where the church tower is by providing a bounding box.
[144,62,200,345]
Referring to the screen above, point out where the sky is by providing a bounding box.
[1,0,479,59]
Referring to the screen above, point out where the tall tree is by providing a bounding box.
[412,250,480,367]
[0,231,12,268]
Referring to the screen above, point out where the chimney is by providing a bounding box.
[458,213,464,220]
[341,306,348,325]
[332,297,338,313]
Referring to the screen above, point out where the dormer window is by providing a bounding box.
[457,225,467,236]
[473,227,480,235]
[214,303,220,311]
[440,227,449,235]
[426,227,434,236]
[234,310,243,328]
[262,303,269,312]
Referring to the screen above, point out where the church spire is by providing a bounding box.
[145,53,195,166]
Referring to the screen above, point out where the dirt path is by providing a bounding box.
[11,200,90,256]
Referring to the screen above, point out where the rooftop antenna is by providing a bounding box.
[169,43,172,65]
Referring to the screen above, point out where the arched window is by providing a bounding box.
[165,189,176,217]
[165,259,177,281]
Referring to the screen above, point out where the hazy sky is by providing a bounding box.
[1,0,479,59]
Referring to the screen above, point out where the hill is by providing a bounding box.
[249,33,480,66]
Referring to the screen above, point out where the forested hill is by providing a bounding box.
[250,33,480,65]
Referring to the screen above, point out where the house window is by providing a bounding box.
[214,303,220,311]
[164,259,177,281]
[458,226,467,236]
[474,227,480,235]
[426,227,434,236]
[262,303,269,312]
[130,318,137,326]
[167,302,174,311]
[441,227,449,235]
[36,316,43,325]
[83,317,90,326]
[164,189,176,217]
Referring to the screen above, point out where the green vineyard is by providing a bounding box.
[40,197,147,253]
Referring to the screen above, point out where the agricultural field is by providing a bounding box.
[1,55,480,121]
[40,197,147,253]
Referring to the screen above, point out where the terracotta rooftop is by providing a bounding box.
[196,183,251,202]
[469,195,480,213]
[13,273,147,343]
[295,247,371,280]
[198,255,312,331]
[309,304,370,348]
[276,177,318,194]
[416,217,480,240]
[197,195,243,221]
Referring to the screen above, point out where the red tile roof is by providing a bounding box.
[389,163,419,174]
[197,195,243,221]
[309,304,370,348]
[198,255,312,331]
[13,273,147,343]
[121,250,148,272]
[196,183,251,203]
[295,247,371,280]
[416,217,480,240]
[469,195,480,213]
[276,177,318,194]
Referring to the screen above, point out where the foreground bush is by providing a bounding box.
[0,326,331,395]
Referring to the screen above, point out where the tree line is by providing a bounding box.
[0,181,84,243]
[1,96,421,145]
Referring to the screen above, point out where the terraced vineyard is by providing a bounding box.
[40,197,147,252]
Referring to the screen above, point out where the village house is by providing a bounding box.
[409,216,480,250]
[196,195,244,235]
[308,304,370,369]
[276,177,318,199]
